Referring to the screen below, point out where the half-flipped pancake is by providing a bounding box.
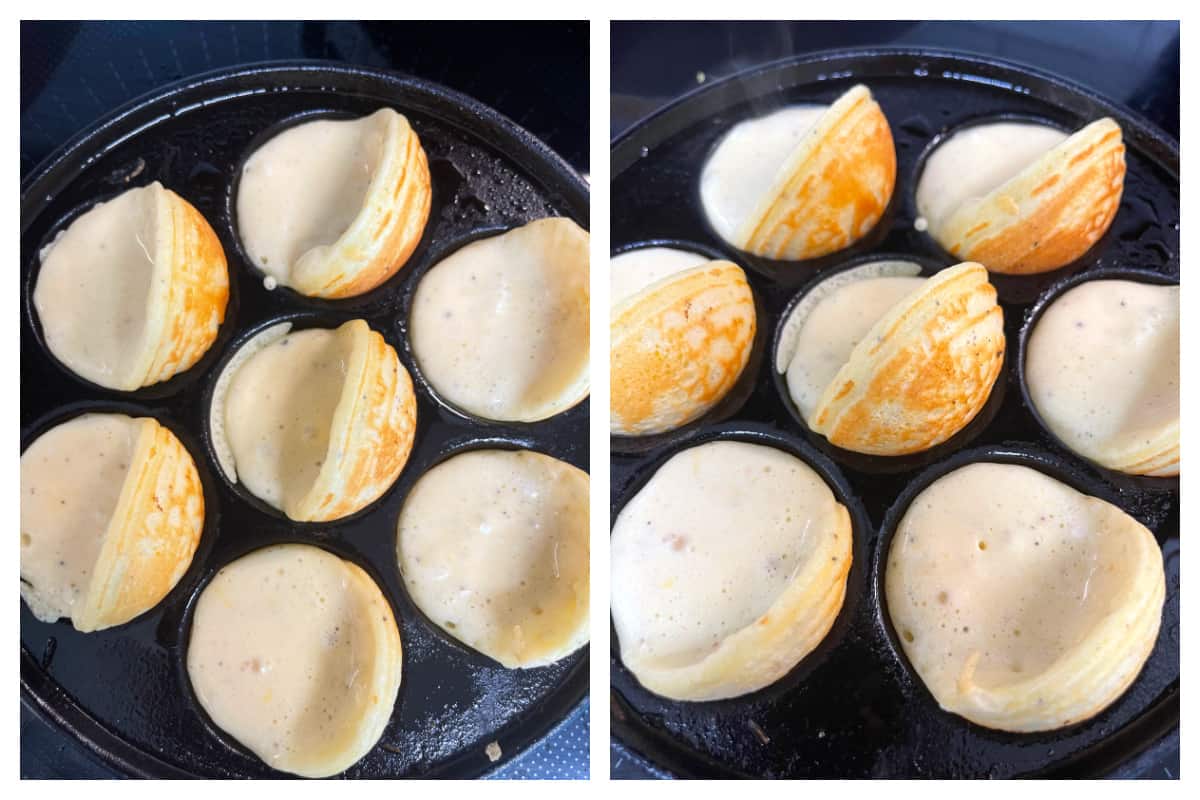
[1026,279,1179,476]
[210,319,416,522]
[916,122,1068,234]
[778,262,925,423]
[33,182,228,390]
[410,218,590,422]
[776,261,1004,455]
[611,440,851,701]
[397,449,589,668]
[187,544,402,777]
[698,85,896,261]
[237,108,431,298]
[886,462,1165,732]
[610,247,756,436]
[20,413,204,632]
[915,118,1125,274]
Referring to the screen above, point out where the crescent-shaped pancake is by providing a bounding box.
[33,182,228,390]
[780,261,1003,456]
[210,319,417,522]
[20,413,204,633]
[187,544,403,778]
[610,248,756,436]
[611,441,852,701]
[410,218,590,422]
[917,118,1125,274]
[237,108,431,298]
[397,449,589,668]
[885,462,1165,732]
[776,258,925,423]
[700,84,896,261]
[1026,279,1178,476]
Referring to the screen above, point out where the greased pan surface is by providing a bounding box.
[21,61,589,778]
[610,48,1178,778]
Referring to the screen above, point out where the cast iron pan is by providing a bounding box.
[20,60,589,778]
[610,48,1178,778]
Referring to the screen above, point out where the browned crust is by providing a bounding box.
[813,262,1005,455]
[610,261,756,436]
[141,190,230,386]
[296,322,418,522]
[743,85,896,260]
[940,119,1126,274]
[76,419,204,632]
[300,115,432,299]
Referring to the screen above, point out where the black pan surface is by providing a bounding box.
[610,48,1178,779]
[21,61,589,779]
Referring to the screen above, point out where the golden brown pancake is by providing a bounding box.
[916,118,1125,274]
[33,182,228,390]
[611,247,756,436]
[700,84,896,261]
[21,413,204,632]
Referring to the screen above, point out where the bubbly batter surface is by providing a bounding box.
[886,462,1142,694]
[397,449,589,667]
[611,440,842,671]
[1026,280,1179,465]
[20,414,140,622]
[187,544,397,775]
[221,327,348,512]
[34,185,158,389]
[409,221,588,422]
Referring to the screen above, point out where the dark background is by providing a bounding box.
[21,20,589,179]
[611,20,1179,141]
[609,19,1179,780]
[19,20,589,780]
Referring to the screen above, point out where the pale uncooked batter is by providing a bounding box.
[610,246,709,308]
[409,218,589,422]
[218,325,347,512]
[187,544,401,777]
[237,111,389,288]
[397,449,589,668]
[887,462,1148,699]
[20,414,139,622]
[611,440,843,672]
[916,122,1068,232]
[1026,280,1179,467]
[34,185,158,389]
[783,274,926,421]
[700,106,828,246]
